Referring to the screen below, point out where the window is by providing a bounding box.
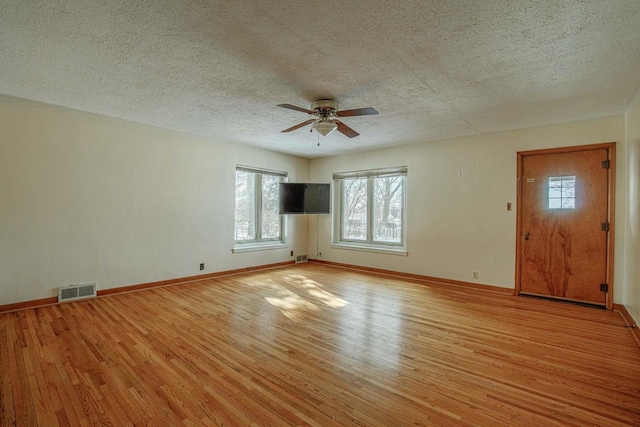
[235,166,287,245]
[333,167,407,252]
[548,175,576,209]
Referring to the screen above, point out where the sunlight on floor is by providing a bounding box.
[288,274,349,308]
[247,273,400,370]
[249,274,349,321]
[264,293,318,321]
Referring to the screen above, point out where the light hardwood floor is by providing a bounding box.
[1,263,639,426]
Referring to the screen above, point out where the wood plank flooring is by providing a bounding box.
[1,263,639,426]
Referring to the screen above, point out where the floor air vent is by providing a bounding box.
[295,254,308,264]
[58,283,97,302]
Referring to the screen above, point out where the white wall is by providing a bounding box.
[624,88,640,323]
[309,116,626,303]
[0,96,309,305]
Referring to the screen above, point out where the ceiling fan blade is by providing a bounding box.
[281,119,315,133]
[336,107,378,117]
[277,104,315,114]
[336,121,360,138]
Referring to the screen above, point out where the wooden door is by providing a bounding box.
[516,144,615,308]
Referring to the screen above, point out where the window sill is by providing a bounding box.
[330,243,408,256]
[232,242,289,254]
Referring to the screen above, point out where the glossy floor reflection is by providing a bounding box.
[1,263,639,426]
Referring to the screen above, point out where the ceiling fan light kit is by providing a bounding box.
[278,99,378,139]
[312,120,338,136]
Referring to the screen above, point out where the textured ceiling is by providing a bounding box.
[2,1,640,158]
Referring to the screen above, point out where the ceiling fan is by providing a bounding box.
[277,99,378,138]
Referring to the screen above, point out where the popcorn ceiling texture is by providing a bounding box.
[1,0,639,158]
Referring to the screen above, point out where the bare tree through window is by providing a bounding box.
[373,176,403,243]
[337,169,406,247]
[261,175,281,239]
[235,170,255,241]
[342,179,367,240]
[235,168,286,243]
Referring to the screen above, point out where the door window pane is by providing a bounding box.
[548,176,576,210]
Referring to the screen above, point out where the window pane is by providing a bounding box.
[561,177,575,198]
[261,175,281,240]
[342,179,368,240]
[548,178,562,188]
[562,198,575,209]
[548,175,576,210]
[235,171,256,241]
[549,187,562,198]
[373,176,403,243]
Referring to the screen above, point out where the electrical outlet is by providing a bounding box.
[291,251,294,256]
[200,263,204,271]
[318,252,322,258]
[507,202,512,211]
[473,271,479,279]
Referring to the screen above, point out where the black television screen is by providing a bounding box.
[279,183,331,214]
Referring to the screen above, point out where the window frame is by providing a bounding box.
[332,167,408,255]
[234,166,288,248]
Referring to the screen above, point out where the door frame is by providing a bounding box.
[515,142,616,310]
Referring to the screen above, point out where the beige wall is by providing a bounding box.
[0,96,309,305]
[624,88,640,323]
[309,116,626,303]
[1,95,632,309]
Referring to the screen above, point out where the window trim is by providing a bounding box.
[234,165,288,249]
[231,242,289,253]
[332,166,407,253]
[329,242,408,256]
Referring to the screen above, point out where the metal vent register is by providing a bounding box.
[58,283,97,302]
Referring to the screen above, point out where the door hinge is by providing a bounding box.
[601,222,610,232]
[601,159,610,169]
[600,283,608,292]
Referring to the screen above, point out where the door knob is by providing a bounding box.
[524,231,530,240]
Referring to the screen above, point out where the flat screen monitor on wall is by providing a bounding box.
[279,183,331,214]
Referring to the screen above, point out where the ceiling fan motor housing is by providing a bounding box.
[312,99,338,116]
